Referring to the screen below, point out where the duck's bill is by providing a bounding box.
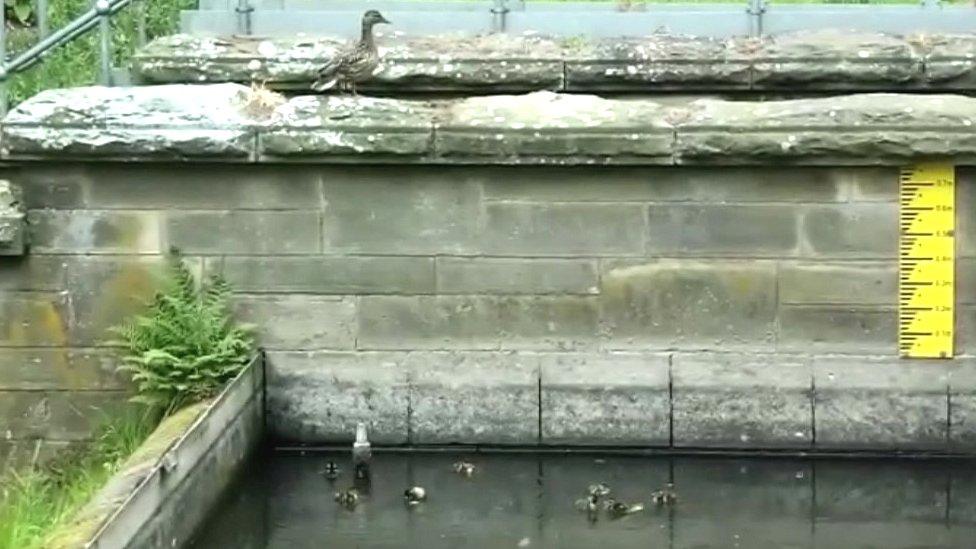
[379,16,392,24]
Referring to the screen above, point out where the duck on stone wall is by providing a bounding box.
[312,10,391,95]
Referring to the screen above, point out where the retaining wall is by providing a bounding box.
[1,84,975,458]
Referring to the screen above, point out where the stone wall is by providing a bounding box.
[2,161,975,460]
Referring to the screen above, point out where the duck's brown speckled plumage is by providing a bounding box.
[312,10,390,94]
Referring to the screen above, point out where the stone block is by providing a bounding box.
[802,203,897,258]
[435,92,673,163]
[778,306,895,353]
[672,354,813,448]
[85,164,321,210]
[813,357,949,450]
[483,203,645,256]
[0,292,70,346]
[961,174,976,258]
[814,461,949,522]
[0,256,66,291]
[0,390,128,440]
[960,258,976,304]
[266,351,409,444]
[948,360,976,451]
[358,295,600,351]
[673,458,813,549]
[232,295,355,350]
[321,173,480,255]
[779,261,896,305]
[600,260,777,350]
[28,210,162,254]
[211,255,434,294]
[436,257,599,295]
[539,353,669,446]
[64,256,185,346]
[0,180,26,255]
[847,166,900,201]
[408,352,539,444]
[0,348,128,390]
[479,166,847,204]
[645,204,800,256]
[17,166,87,208]
[2,84,256,160]
[166,211,320,254]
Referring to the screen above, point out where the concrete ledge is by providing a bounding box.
[44,355,264,549]
[0,180,25,255]
[7,85,976,166]
[133,30,976,94]
[267,350,976,452]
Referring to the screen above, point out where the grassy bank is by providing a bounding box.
[0,409,158,549]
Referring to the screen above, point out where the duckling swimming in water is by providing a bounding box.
[574,494,600,522]
[588,483,611,498]
[334,487,359,508]
[650,482,677,506]
[320,461,340,481]
[604,499,644,519]
[452,461,476,477]
[404,486,427,505]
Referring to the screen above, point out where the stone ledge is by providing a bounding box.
[0,180,25,255]
[132,30,976,93]
[7,85,976,166]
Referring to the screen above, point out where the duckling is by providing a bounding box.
[588,483,611,498]
[452,460,476,477]
[404,486,427,505]
[334,487,359,508]
[650,482,678,506]
[605,499,645,519]
[320,461,340,481]
[573,494,600,522]
[312,10,391,95]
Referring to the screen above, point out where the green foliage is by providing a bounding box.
[0,409,157,549]
[111,251,253,414]
[5,0,34,26]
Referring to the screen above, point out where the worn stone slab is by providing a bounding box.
[211,255,435,294]
[266,351,409,444]
[565,35,751,92]
[2,84,258,160]
[778,306,895,353]
[919,34,976,89]
[0,256,66,291]
[779,262,896,305]
[948,360,976,451]
[436,257,599,295]
[166,210,320,255]
[674,94,976,165]
[232,295,356,350]
[672,354,813,448]
[0,390,128,440]
[751,30,920,90]
[261,95,434,159]
[435,91,674,163]
[813,357,949,451]
[645,204,800,256]
[0,181,26,255]
[539,353,669,446]
[0,348,128,390]
[0,291,70,346]
[408,352,539,444]
[802,203,897,258]
[28,210,163,254]
[600,260,778,350]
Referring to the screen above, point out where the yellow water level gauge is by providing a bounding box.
[898,162,955,359]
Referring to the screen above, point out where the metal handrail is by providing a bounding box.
[0,0,144,116]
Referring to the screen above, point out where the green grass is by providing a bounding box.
[5,0,194,106]
[0,408,159,549]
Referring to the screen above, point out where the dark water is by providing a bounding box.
[190,452,976,549]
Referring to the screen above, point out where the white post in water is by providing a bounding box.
[353,422,371,480]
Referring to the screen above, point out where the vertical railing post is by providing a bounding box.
[490,0,508,33]
[237,0,253,35]
[36,0,49,38]
[95,0,112,85]
[747,0,766,38]
[136,0,147,47]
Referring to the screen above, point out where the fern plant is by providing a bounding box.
[111,251,254,415]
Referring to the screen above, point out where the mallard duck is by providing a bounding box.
[312,10,391,94]
[404,486,427,505]
[334,487,359,507]
[452,461,476,477]
[321,461,340,481]
[605,499,644,518]
[588,483,611,498]
[650,482,677,506]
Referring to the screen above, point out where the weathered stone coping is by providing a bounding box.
[133,30,976,93]
[6,84,976,165]
[43,355,264,549]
